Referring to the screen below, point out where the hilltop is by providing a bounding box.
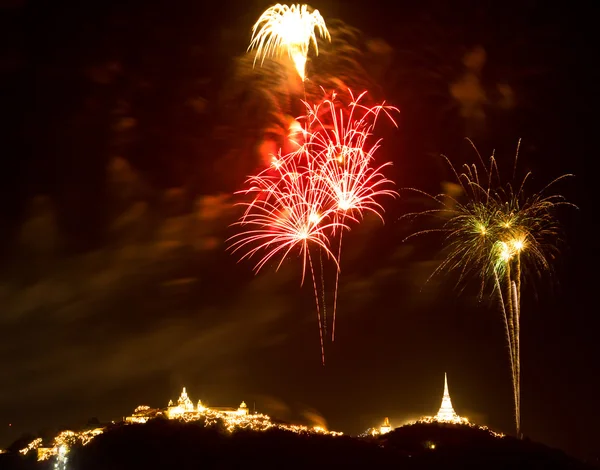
[1,419,592,470]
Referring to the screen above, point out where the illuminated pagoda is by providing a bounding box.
[380,417,392,434]
[177,387,195,411]
[433,373,469,424]
[166,387,197,419]
[23,385,344,466]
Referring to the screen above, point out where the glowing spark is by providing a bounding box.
[512,238,524,252]
[248,4,330,80]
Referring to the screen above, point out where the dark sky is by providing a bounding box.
[0,0,596,463]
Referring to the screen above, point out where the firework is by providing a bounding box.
[229,155,345,277]
[301,90,399,340]
[401,140,575,437]
[302,90,398,222]
[228,154,347,364]
[229,89,398,362]
[249,4,330,81]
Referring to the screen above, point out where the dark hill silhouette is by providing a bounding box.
[381,422,590,469]
[0,420,593,470]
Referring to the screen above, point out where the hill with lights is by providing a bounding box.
[0,382,593,469]
[1,419,592,470]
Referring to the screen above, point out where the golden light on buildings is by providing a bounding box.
[396,374,505,439]
[32,428,105,462]
[19,437,42,455]
[21,386,342,465]
[380,417,392,434]
[162,388,342,435]
[366,416,393,437]
[433,373,468,424]
[362,374,503,438]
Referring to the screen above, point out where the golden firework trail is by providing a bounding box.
[401,139,576,438]
[248,4,330,81]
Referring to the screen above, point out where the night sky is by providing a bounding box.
[1,0,596,463]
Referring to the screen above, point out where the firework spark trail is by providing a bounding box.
[228,153,346,364]
[400,139,576,437]
[308,249,325,364]
[493,270,516,412]
[228,157,345,284]
[512,279,520,436]
[331,229,343,341]
[319,248,327,335]
[229,86,398,359]
[248,4,330,81]
[299,90,399,340]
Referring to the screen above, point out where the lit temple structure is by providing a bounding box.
[164,388,249,420]
[165,387,195,418]
[416,372,469,425]
[413,373,504,437]
[380,417,392,434]
[361,373,504,438]
[23,386,342,466]
[362,417,393,437]
[433,373,468,423]
[125,405,160,424]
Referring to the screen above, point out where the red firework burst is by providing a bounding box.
[229,89,399,361]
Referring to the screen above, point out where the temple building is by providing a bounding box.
[163,387,249,420]
[380,417,392,434]
[166,387,196,419]
[25,386,344,465]
[211,401,249,416]
[176,387,195,410]
[433,373,469,424]
[125,405,160,424]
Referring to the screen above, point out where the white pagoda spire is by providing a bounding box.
[435,373,460,422]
